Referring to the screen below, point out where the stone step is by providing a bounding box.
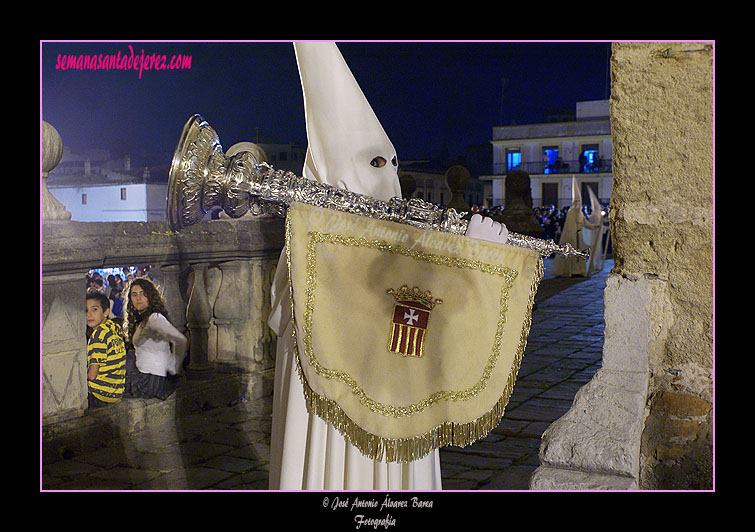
[42,368,273,465]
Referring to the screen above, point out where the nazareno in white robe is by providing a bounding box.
[551,178,599,278]
[266,42,442,490]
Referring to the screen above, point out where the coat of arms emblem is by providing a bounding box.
[386,285,442,358]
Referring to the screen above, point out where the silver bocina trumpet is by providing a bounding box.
[167,114,589,259]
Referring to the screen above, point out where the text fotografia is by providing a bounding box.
[354,514,396,530]
[324,494,433,529]
[55,45,192,79]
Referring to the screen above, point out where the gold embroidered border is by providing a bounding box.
[284,210,544,461]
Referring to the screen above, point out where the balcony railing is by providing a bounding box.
[492,158,612,177]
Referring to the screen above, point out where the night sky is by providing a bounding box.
[40,41,611,166]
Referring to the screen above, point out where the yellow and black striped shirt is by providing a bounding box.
[87,320,127,402]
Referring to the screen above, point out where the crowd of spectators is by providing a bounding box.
[85,265,187,405]
[472,204,564,242]
[85,265,154,329]
[469,202,609,246]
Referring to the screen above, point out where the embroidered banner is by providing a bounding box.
[285,202,544,463]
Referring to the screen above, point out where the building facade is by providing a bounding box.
[47,147,171,222]
[483,100,612,210]
[398,162,484,208]
[47,142,307,223]
[259,142,306,175]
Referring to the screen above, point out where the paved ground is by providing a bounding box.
[440,258,610,490]
[41,258,611,491]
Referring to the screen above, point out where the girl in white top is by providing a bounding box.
[124,277,187,400]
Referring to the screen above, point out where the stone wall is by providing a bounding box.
[610,42,714,489]
[530,42,713,490]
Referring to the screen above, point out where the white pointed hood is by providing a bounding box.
[571,175,581,209]
[586,186,603,225]
[294,42,402,201]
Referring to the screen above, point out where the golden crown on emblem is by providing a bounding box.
[387,285,443,309]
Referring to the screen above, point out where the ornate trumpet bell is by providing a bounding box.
[168,114,264,231]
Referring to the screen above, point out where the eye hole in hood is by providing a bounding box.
[370,155,398,168]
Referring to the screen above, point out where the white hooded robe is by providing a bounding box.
[267,42,441,490]
[267,42,508,490]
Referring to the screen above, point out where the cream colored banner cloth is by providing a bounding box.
[285,202,543,463]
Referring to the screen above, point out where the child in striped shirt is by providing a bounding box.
[86,291,127,408]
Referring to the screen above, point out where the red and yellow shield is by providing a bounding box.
[387,286,442,358]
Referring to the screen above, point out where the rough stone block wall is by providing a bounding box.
[609,42,713,489]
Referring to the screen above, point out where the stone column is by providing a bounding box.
[214,260,247,365]
[212,257,278,371]
[185,263,213,378]
[610,42,713,490]
[153,264,186,333]
[249,257,278,369]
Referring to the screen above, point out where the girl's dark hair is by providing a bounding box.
[125,277,169,342]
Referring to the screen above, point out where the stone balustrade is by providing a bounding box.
[41,215,285,424]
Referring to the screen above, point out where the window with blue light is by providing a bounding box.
[543,147,559,174]
[581,144,599,173]
[506,149,521,172]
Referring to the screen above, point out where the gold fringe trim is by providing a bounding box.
[285,210,544,463]
[296,354,517,463]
